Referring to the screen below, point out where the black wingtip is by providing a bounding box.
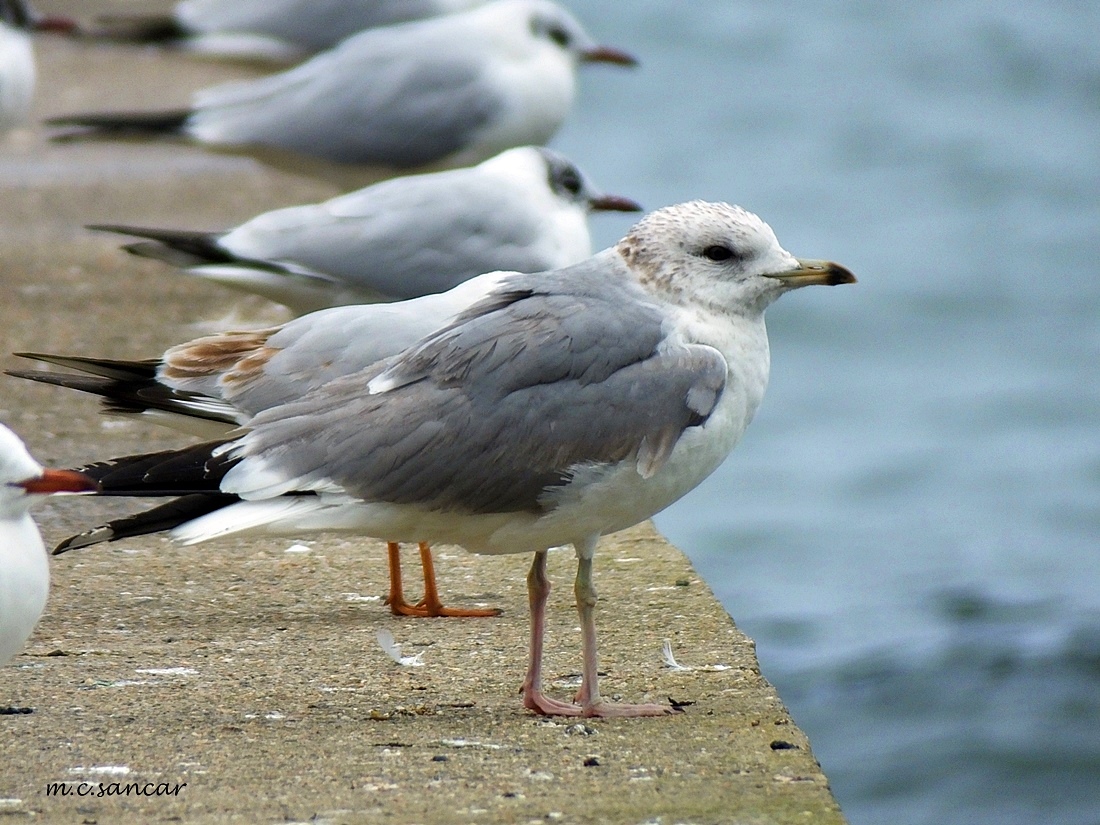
[54,526,115,555]
[10,351,159,380]
[46,109,191,140]
[84,224,232,267]
[4,367,111,393]
[86,14,187,44]
[53,493,240,555]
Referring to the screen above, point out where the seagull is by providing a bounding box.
[10,272,530,617]
[86,0,489,64]
[85,146,641,314]
[0,423,98,670]
[37,202,856,716]
[0,0,81,133]
[46,0,637,183]
[0,0,36,132]
[12,145,638,612]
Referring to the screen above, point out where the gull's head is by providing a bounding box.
[0,0,31,30]
[617,201,855,315]
[475,147,640,268]
[509,0,637,67]
[0,424,98,519]
[526,147,642,213]
[2,0,77,33]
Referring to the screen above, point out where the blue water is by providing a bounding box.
[553,2,1100,823]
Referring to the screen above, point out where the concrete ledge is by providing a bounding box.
[3,20,845,821]
[3,523,845,824]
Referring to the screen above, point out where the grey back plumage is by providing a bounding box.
[189,43,499,167]
[222,148,598,299]
[231,257,728,514]
[176,0,486,52]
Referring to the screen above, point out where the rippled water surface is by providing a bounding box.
[557,2,1100,823]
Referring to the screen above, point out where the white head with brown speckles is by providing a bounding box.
[617,201,855,315]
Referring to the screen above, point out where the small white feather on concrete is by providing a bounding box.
[376,629,425,667]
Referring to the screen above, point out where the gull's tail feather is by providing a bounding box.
[88,224,234,269]
[85,14,187,45]
[46,109,191,140]
[171,497,329,545]
[54,494,238,555]
[7,353,240,428]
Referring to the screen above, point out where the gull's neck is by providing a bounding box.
[636,259,774,436]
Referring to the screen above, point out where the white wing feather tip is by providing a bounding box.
[376,629,426,667]
[661,640,732,672]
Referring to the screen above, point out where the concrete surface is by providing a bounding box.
[0,7,847,823]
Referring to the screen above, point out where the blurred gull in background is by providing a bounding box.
[0,0,79,133]
[0,0,36,132]
[85,0,489,64]
[46,0,637,184]
[86,146,641,314]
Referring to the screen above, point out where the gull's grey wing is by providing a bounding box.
[162,272,512,417]
[222,171,554,300]
[187,27,501,167]
[8,284,484,440]
[179,0,479,50]
[227,266,729,514]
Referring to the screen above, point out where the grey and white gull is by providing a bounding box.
[13,145,637,612]
[85,146,641,314]
[11,271,543,617]
[86,0,489,63]
[0,423,98,673]
[47,0,637,183]
[36,201,856,716]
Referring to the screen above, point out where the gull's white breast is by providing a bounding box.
[0,23,34,132]
[0,515,49,664]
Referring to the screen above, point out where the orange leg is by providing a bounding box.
[386,541,501,618]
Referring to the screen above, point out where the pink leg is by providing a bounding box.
[521,550,583,715]
[573,538,677,718]
[521,540,678,718]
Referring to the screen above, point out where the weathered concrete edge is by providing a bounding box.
[4,515,848,825]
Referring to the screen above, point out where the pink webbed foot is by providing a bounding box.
[521,687,680,718]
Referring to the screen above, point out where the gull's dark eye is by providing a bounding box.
[2,0,30,28]
[548,26,571,48]
[558,167,582,195]
[703,245,736,262]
